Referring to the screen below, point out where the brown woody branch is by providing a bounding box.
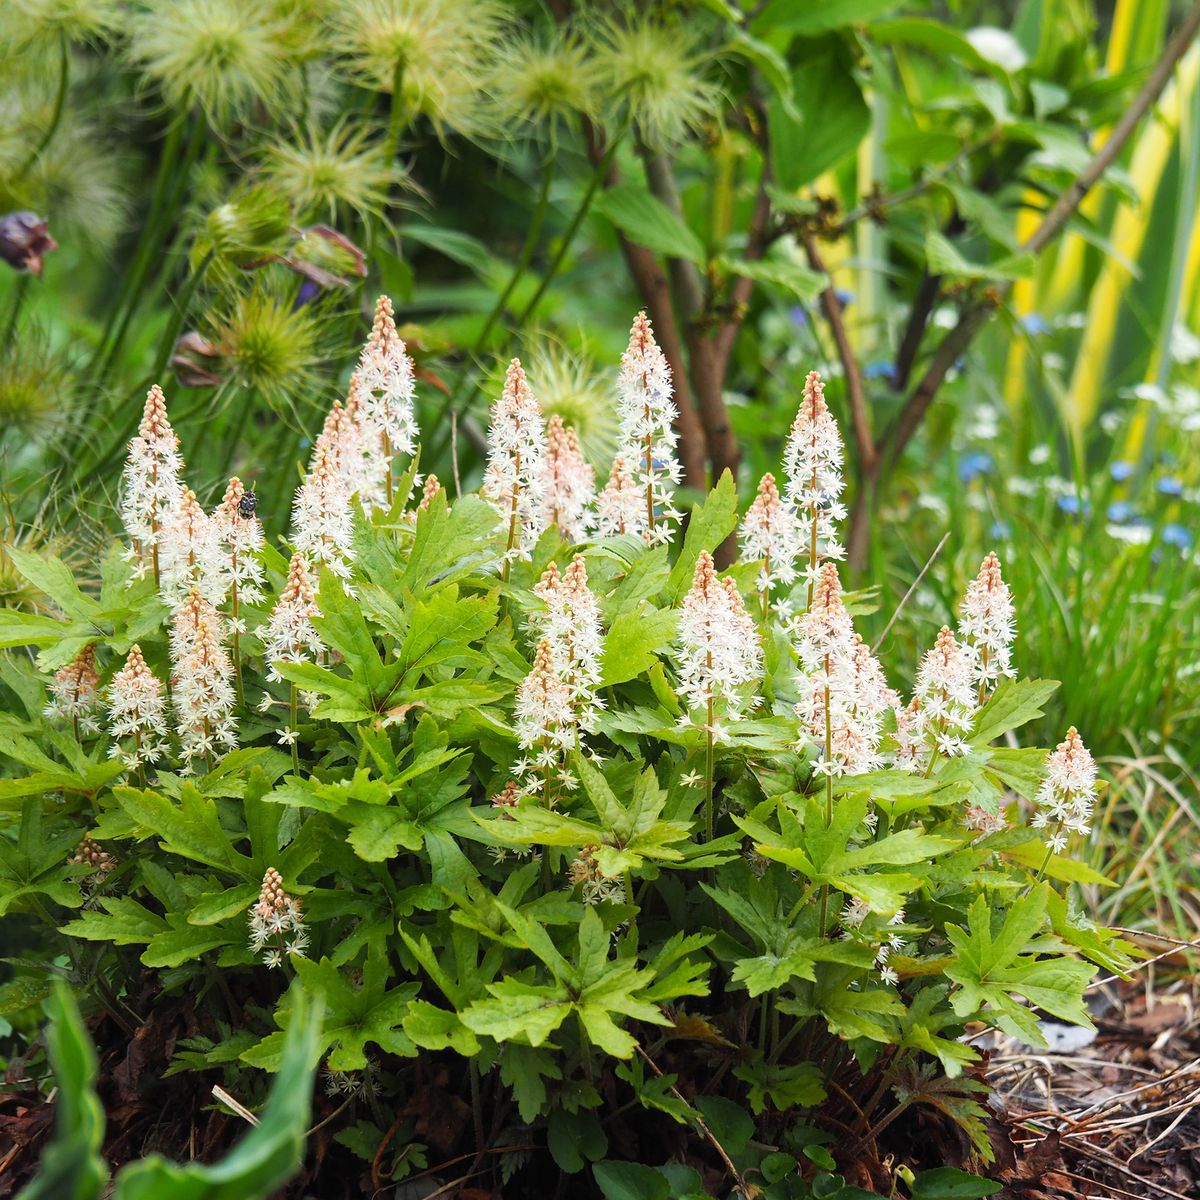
[804,236,876,474]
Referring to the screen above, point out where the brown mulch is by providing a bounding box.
[985,946,1200,1200]
[2,950,1200,1198]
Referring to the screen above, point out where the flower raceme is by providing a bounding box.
[106,644,168,768]
[214,477,267,624]
[46,644,100,729]
[537,415,595,543]
[1032,727,1098,849]
[910,626,977,762]
[958,551,1016,700]
[740,472,802,599]
[794,563,895,779]
[262,554,325,684]
[783,370,847,590]
[530,554,605,737]
[356,295,418,502]
[613,311,683,546]
[675,551,762,738]
[482,358,548,563]
[120,384,183,579]
[248,868,307,968]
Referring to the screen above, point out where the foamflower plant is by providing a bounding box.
[0,298,1129,1195]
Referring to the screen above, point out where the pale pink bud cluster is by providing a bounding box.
[159,488,229,611]
[482,358,547,561]
[106,644,168,766]
[530,555,605,736]
[958,552,1016,698]
[312,395,379,509]
[172,591,237,767]
[782,371,846,583]
[613,312,683,545]
[740,473,802,591]
[910,626,976,760]
[213,477,266,621]
[1032,727,1097,849]
[292,443,355,581]
[120,385,183,573]
[675,551,762,737]
[591,454,644,539]
[357,295,418,463]
[514,638,575,765]
[247,867,308,967]
[416,473,440,513]
[262,554,324,683]
[70,835,116,886]
[537,415,595,543]
[794,564,895,778]
[45,644,101,729]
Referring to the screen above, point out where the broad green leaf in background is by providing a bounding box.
[17,984,107,1200]
[113,991,322,1200]
[594,186,707,265]
[768,38,870,191]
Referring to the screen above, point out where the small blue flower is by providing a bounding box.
[863,360,894,383]
[1106,501,1134,524]
[1163,523,1192,550]
[1158,476,1184,497]
[789,305,808,329]
[1109,461,1134,482]
[835,289,855,306]
[958,452,994,483]
[1022,313,1049,335]
[1057,495,1090,518]
[989,520,1011,541]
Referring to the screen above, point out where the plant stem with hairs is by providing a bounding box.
[15,33,69,181]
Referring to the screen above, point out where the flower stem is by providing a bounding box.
[150,248,213,383]
[474,155,554,352]
[704,694,715,842]
[15,33,69,180]
[290,684,300,773]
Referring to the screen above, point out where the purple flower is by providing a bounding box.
[1106,501,1134,524]
[1109,461,1134,482]
[1158,476,1184,497]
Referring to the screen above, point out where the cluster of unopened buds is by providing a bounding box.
[567,844,626,906]
[247,868,308,968]
[69,836,116,889]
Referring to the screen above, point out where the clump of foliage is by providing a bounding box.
[0,300,1128,1196]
